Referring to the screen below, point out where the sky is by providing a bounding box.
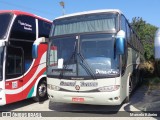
[0,0,160,27]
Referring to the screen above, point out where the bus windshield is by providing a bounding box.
[0,13,13,39]
[48,33,120,79]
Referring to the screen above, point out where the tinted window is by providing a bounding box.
[126,23,131,42]
[0,13,12,39]
[38,20,51,38]
[6,46,23,79]
[121,15,126,33]
[53,13,118,36]
[10,15,36,40]
[9,40,33,72]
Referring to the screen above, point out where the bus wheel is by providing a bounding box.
[33,80,47,102]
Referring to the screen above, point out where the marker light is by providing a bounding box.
[98,85,120,92]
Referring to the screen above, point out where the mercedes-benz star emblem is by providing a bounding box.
[75,85,80,90]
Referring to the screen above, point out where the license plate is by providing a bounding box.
[72,97,84,102]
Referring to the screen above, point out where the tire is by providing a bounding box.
[33,80,48,102]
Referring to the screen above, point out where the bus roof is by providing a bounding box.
[0,10,52,23]
[55,9,122,20]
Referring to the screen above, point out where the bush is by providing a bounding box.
[139,61,154,77]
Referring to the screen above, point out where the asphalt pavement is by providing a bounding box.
[0,84,160,120]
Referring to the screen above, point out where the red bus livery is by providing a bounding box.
[0,10,52,105]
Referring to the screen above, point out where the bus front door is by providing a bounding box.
[5,46,24,104]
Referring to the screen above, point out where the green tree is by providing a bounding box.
[131,17,158,60]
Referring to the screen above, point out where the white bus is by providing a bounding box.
[154,28,160,75]
[46,9,144,105]
[155,28,160,59]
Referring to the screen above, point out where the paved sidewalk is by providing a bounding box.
[131,85,160,111]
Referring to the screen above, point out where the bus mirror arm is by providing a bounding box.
[34,37,47,44]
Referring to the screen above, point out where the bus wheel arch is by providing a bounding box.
[124,73,132,103]
[33,77,48,102]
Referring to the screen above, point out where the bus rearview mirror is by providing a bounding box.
[32,44,38,59]
[116,30,125,55]
[32,37,47,59]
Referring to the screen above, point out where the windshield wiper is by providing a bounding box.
[58,39,97,80]
[78,53,97,80]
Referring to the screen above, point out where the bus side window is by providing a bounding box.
[38,20,51,38]
[6,46,23,79]
[25,59,32,72]
[126,24,131,43]
[22,42,33,72]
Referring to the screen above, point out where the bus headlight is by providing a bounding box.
[98,85,120,92]
[47,84,60,91]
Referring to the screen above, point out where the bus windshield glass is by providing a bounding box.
[48,34,120,78]
[0,13,13,39]
[53,13,118,36]
[48,36,77,77]
[80,34,119,77]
